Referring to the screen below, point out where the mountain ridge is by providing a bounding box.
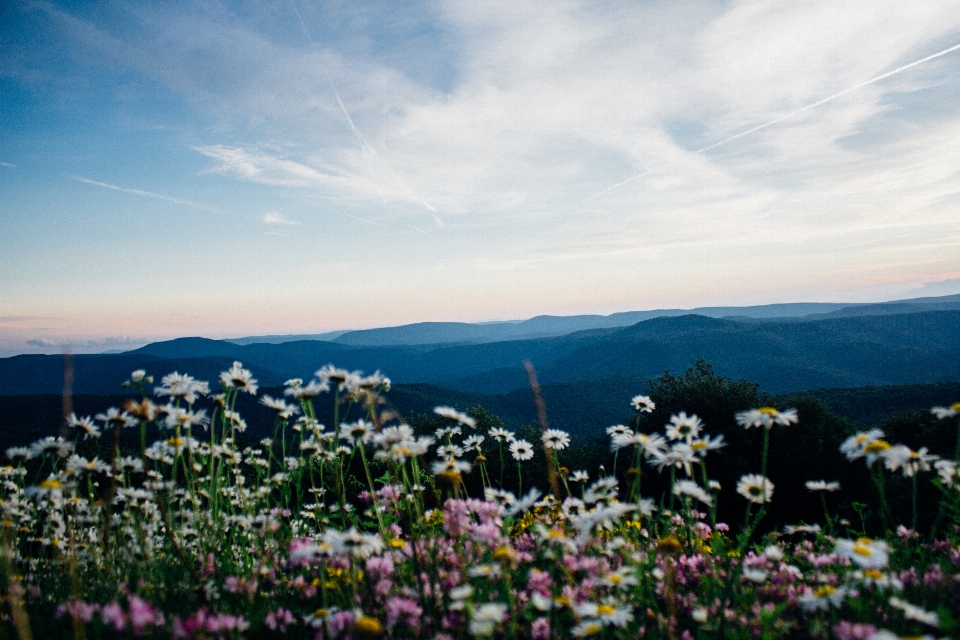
[2,309,958,396]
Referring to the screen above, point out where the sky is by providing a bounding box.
[2,0,960,357]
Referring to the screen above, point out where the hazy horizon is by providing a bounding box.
[3,1,960,358]
[4,282,959,358]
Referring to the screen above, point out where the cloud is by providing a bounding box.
[263,211,300,225]
[905,278,960,297]
[26,338,57,346]
[7,0,960,322]
[1,162,16,168]
[70,176,218,212]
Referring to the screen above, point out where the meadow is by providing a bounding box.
[1,361,958,639]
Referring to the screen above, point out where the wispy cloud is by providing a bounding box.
[5,0,960,342]
[588,36,960,197]
[70,176,218,212]
[1,162,16,168]
[263,211,300,225]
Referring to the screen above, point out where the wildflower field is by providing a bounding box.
[2,361,960,640]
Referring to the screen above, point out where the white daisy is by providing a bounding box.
[605,424,632,437]
[798,585,849,611]
[736,474,773,504]
[835,537,889,569]
[631,395,655,412]
[488,427,515,442]
[931,402,960,419]
[468,602,507,637]
[839,429,885,461]
[219,361,258,394]
[154,372,210,404]
[260,395,299,419]
[67,413,101,439]
[339,420,374,446]
[509,439,534,461]
[434,406,477,428]
[665,412,703,442]
[673,479,713,506]
[542,429,570,450]
[736,407,798,430]
[805,480,840,492]
[883,446,939,477]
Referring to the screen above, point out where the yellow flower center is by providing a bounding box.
[39,479,61,490]
[582,623,602,635]
[758,407,778,415]
[493,546,516,563]
[437,470,462,485]
[853,544,873,557]
[864,440,890,453]
[597,604,616,616]
[815,586,836,597]
[168,437,184,447]
[691,441,707,451]
[950,402,960,411]
[609,575,622,585]
[864,569,884,579]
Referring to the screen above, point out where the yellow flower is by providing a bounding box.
[354,615,383,637]
[657,536,683,556]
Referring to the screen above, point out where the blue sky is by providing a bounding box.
[2,0,960,356]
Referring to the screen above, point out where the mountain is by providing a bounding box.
[225,293,960,348]
[226,330,349,345]
[327,303,855,346]
[2,309,959,397]
[437,311,960,393]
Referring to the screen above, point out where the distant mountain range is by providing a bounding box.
[226,293,960,347]
[2,300,959,397]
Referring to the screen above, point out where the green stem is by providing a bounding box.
[668,466,676,512]
[820,493,834,536]
[761,426,770,480]
[358,443,387,537]
[911,473,918,531]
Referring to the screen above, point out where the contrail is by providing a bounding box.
[342,212,385,227]
[288,0,441,215]
[288,0,386,203]
[70,176,217,211]
[589,41,960,200]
